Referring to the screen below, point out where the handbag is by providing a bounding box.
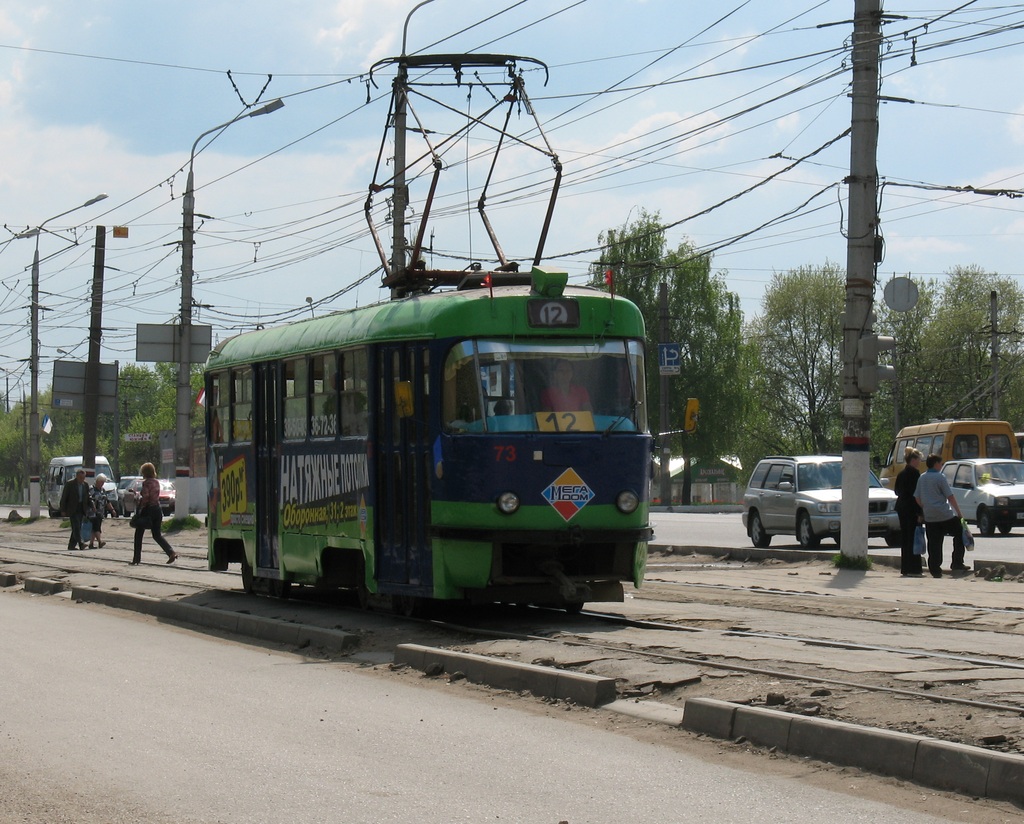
[913,524,925,555]
[130,511,150,529]
[80,519,93,542]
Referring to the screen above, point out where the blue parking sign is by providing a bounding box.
[659,343,681,375]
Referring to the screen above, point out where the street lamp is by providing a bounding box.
[19,193,108,518]
[176,98,284,517]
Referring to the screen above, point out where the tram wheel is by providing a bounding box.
[391,594,431,618]
[240,556,255,594]
[270,578,292,599]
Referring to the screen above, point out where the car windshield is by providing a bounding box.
[798,462,842,490]
[798,461,885,490]
[983,462,1024,484]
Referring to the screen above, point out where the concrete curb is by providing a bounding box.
[69,585,359,653]
[681,696,1024,805]
[394,643,618,708]
[23,577,67,595]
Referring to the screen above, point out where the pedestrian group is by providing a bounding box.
[894,448,969,579]
[62,462,176,566]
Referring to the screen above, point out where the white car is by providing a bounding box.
[942,458,1024,536]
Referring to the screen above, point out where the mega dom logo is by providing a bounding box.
[542,468,594,522]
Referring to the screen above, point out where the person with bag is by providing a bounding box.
[86,473,117,549]
[130,462,177,566]
[59,468,90,551]
[893,447,924,577]
[914,453,968,578]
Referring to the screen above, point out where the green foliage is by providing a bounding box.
[872,267,1024,455]
[741,263,846,466]
[0,363,203,500]
[165,514,203,532]
[589,209,748,480]
[743,263,1024,477]
[832,552,872,571]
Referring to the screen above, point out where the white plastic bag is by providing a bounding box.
[961,519,975,552]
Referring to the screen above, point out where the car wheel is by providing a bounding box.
[977,506,995,537]
[749,511,771,547]
[797,512,821,548]
[885,531,901,548]
[998,524,1012,535]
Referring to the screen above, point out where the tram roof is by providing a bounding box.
[206,282,644,369]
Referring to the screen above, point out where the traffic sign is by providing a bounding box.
[658,343,681,375]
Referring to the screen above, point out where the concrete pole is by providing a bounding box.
[991,290,1000,419]
[176,100,283,517]
[659,282,671,508]
[390,63,410,296]
[175,164,196,517]
[840,0,882,561]
[29,242,41,518]
[82,225,106,479]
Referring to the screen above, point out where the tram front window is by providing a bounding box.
[443,340,646,433]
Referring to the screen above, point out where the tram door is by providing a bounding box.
[375,343,432,589]
[254,363,282,577]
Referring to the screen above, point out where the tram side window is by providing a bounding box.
[283,358,308,440]
[232,368,253,442]
[209,373,227,444]
[340,348,369,436]
[311,352,339,438]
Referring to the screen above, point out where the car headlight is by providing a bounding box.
[616,490,640,514]
[995,496,1009,507]
[816,502,841,514]
[496,491,520,514]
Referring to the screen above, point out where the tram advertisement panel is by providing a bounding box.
[279,447,369,534]
[210,443,370,537]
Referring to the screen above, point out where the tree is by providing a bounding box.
[0,363,204,502]
[590,209,747,502]
[874,267,1024,454]
[742,263,845,464]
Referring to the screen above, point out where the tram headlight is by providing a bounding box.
[497,491,520,514]
[616,490,640,514]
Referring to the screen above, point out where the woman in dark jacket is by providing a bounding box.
[130,462,177,565]
[894,447,924,576]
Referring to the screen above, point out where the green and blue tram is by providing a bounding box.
[204,266,652,611]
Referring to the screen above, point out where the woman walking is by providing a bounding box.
[131,462,177,565]
[894,447,924,576]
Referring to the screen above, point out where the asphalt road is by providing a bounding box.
[0,571,981,823]
[650,509,1024,564]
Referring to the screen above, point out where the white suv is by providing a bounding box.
[742,455,900,548]
[942,458,1024,536]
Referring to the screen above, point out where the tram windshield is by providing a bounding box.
[443,339,646,434]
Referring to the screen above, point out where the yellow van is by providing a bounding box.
[879,420,1020,486]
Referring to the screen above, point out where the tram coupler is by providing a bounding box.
[538,559,588,602]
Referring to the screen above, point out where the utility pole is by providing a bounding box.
[991,290,1000,419]
[659,281,671,508]
[82,226,106,478]
[840,0,885,562]
[390,61,410,297]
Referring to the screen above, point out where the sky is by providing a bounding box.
[1,0,1023,397]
